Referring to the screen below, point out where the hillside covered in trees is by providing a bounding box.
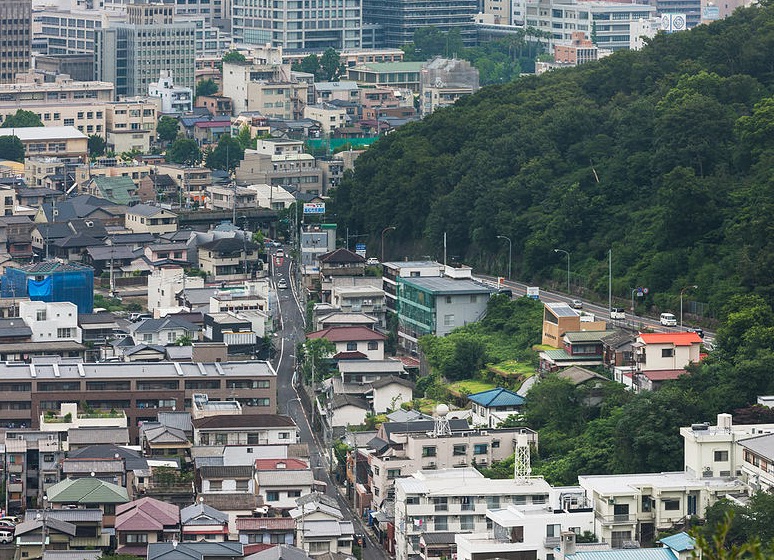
[333,3,774,315]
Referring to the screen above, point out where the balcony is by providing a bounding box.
[544,536,561,548]
[595,512,637,525]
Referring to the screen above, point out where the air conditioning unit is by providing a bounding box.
[481,431,489,436]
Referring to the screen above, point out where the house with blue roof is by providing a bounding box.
[468,387,525,428]
[555,531,696,559]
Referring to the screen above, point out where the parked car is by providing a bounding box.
[366,257,380,266]
[610,307,626,320]
[276,249,285,258]
[0,530,13,543]
[0,517,20,525]
[688,327,705,338]
[660,313,677,326]
[277,278,288,289]
[571,299,583,309]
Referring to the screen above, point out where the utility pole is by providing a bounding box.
[608,249,612,313]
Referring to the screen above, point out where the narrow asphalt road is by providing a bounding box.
[270,251,390,560]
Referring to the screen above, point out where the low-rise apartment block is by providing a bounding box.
[0,361,277,439]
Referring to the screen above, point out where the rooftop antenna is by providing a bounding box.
[433,404,451,437]
[514,433,532,481]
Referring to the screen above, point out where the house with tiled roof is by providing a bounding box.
[87,175,139,206]
[115,497,180,556]
[129,316,200,347]
[22,508,109,552]
[180,502,229,542]
[198,465,255,494]
[237,517,296,547]
[468,387,525,428]
[125,204,179,235]
[318,248,366,278]
[306,326,386,361]
[622,332,703,392]
[290,493,354,556]
[255,464,315,512]
[147,541,244,560]
[738,432,774,493]
[46,477,130,527]
[140,423,192,458]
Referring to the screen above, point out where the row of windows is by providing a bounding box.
[2,379,272,392]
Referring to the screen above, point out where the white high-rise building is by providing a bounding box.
[232,0,362,50]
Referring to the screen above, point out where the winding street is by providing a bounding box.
[270,251,391,560]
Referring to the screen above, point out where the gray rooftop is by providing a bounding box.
[338,359,406,374]
[401,276,495,295]
[257,470,314,487]
[739,432,774,460]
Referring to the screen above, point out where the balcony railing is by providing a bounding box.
[595,512,637,525]
[544,536,561,548]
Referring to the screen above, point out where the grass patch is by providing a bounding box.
[533,344,556,351]
[488,360,536,377]
[448,379,497,397]
[403,398,441,415]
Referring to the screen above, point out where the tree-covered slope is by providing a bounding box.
[333,3,774,313]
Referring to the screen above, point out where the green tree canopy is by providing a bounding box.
[0,136,25,162]
[222,50,247,64]
[88,135,106,158]
[1,109,43,128]
[195,78,219,98]
[205,134,245,173]
[157,116,180,143]
[166,137,202,166]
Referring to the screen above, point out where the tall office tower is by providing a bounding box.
[232,0,362,50]
[362,0,478,48]
[95,3,196,98]
[0,0,32,83]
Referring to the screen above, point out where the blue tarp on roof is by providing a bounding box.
[468,387,525,408]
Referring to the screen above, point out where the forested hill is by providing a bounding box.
[332,3,774,314]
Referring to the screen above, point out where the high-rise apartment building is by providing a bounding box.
[362,0,478,48]
[0,0,32,83]
[232,0,362,50]
[95,3,196,98]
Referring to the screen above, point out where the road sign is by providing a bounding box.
[303,202,326,214]
[355,243,366,258]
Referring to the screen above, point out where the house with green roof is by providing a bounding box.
[539,330,608,372]
[46,478,130,527]
[87,175,139,206]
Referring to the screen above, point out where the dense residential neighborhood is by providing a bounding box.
[0,0,771,559]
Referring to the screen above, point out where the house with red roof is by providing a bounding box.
[115,497,181,557]
[630,332,703,392]
[306,326,386,361]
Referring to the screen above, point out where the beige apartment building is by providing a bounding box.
[74,161,153,189]
[236,151,323,195]
[105,99,158,154]
[0,126,88,159]
[367,425,538,508]
[303,103,349,135]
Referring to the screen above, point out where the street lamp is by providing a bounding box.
[553,248,570,294]
[680,285,698,329]
[381,226,396,263]
[496,235,512,281]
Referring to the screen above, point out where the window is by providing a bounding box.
[445,296,452,304]
[406,496,419,505]
[422,446,436,458]
[279,432,290,440]
[346,342,358,351]
[492,440,500,449]
[453,444,467,456]
[433,497,448,511]
[388,468,401,479]
[373,466,380,476]
[474,443,488,455]
[126,533,148,543]
[461,496,474,511]
[266,491,279,501]
[714,450,729,462]
[36,310,47,321]
[309,542,330,554]
[661,348,674,358]
[443,314,455,326]
[209,481,222,491]
[288,490,302,497]
[664,499,680,511]
[470,295,477,303]
[236,480,249,491]
[486,496,500,509]
[56,328,73,338]
[367,341,378,350]
[434,515,448,530]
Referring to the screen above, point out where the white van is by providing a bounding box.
[610,307,626,320]
[660,313,677,326]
